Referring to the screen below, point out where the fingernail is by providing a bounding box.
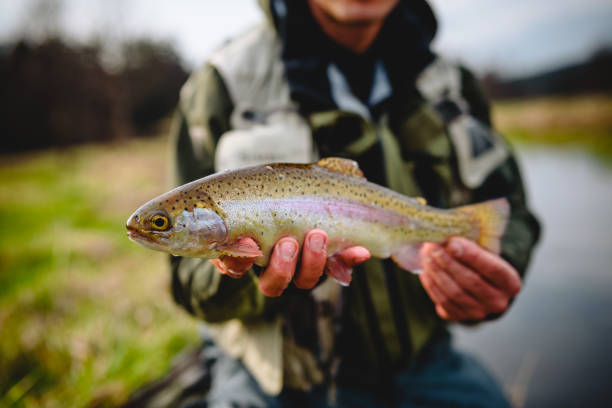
[354,247,371,263]
[226,269,243,278]
[432,248,444,259]
[309,234,325,252]
[449,241,462,256]
[279,240,297,260]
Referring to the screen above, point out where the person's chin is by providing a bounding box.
[311,0,399,26]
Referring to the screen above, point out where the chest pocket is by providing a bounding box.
[310,111,379,158]
[405,58,510,206]
[389,102,465,207]
[446,113,509,189]
[214,110,315,171]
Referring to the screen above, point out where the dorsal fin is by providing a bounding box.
[316,157,365,178]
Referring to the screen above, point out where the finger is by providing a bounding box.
[419,271,466,321]
[419,242,444,273]
[423,254,486,320]
[436,305,452,320]
[431,247,510,314]
[259,237,299,297]
[420,242,444,258]
[210,258,249,279]
[210,259,228,274]
[323,247,370,286]
[294,230,328,289]
[336,246,371,267]
[446,237,521,296]
[221,256,256,278]
[447,237,521,294]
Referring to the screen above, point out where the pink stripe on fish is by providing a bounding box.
[257,197,423,228]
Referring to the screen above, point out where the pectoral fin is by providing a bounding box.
[325,253,353,286]
[391,244,423,273]
[217,238,263,258]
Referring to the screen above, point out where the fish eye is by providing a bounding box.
[150,214,170,231]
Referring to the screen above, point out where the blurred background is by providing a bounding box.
[0,0,610,406]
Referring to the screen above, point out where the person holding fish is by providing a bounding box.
[127,0,540,406]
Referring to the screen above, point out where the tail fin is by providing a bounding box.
[457,198,510,254]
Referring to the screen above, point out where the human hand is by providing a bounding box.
[419,236,521,322]
[210,229,370,297]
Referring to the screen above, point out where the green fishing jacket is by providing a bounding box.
[169,1,540,395]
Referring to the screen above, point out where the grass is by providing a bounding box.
[0,134,198,407]
[492,94,612,162]
[0,94,609,406]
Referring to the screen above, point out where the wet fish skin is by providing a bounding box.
[126,158,509,282]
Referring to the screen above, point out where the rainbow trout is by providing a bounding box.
[126,158,509,284]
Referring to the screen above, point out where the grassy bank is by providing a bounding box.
[492,94,612,161]
[0,136,198,407]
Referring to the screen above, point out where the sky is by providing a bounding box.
[1,0,611,78]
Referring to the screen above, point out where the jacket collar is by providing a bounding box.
[268,0,438,116]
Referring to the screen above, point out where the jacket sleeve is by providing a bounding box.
[168,64,272,322]
[460,67,541,278]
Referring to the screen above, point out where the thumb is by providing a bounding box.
[210,256,255,278]
[337,246,371,267]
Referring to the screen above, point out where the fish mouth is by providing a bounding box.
[126,226,172,251]
[127,228,147,243]
[126,226,155,244]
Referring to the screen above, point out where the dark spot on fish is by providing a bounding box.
[184,207,188,211]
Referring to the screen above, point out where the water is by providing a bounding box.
[452,148,612,407]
